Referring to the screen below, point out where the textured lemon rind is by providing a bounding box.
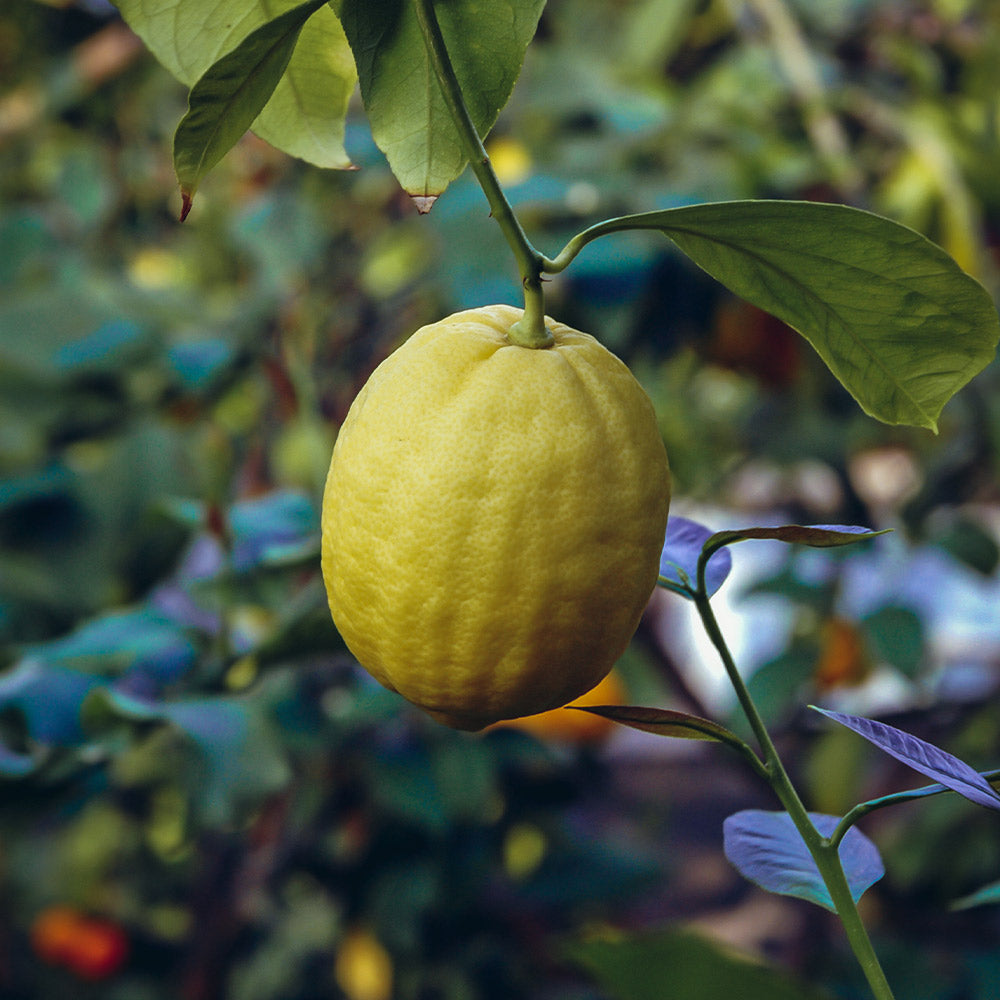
[321,305,671,730]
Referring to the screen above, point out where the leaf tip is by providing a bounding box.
[411,195,437,214]
[179,190,194,222]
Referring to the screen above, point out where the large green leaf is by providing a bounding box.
[175,0,329,217]
[563,201,999,430]
[113,0,355,169]
[566,927,828,1000]
[340,0,545,207]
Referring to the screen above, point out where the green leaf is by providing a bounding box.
[565,927,829,1000]
[340,0,545,206]
[113,0,356,169]
[568,201,1000,429]
[572,705,745,748]
[174,0,330,217]
[707,523,889,552]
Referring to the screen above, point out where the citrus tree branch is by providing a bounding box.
[692,559,896,1000]
[412,0,551,348]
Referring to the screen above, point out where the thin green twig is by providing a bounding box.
[411,0,551,348]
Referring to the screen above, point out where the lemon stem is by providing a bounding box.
[412,0,552,348]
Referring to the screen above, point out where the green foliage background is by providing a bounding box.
[3,1,1000,998]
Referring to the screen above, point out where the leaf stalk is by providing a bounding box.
[411,0,552,348]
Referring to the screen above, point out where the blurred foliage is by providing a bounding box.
[3,0,1000,998]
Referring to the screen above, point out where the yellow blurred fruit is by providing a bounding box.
[489,669,627,744]
[321,305,670,731]
[486,136,532,186]
[334,928,393,1000]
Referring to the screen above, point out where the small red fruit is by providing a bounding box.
[31,906,128,981]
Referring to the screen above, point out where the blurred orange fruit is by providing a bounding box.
[31,906,128,981]
[489,669,627,745]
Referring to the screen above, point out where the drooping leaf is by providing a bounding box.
[0,659,107,747]
[340,0,546,204]
[112,0,356,169]
[174,0,329,217]
[572,705,747,750]
[565,926,829,1000]
[572,201,1000,429]
[811,707,1000,811]
[708,524,888,552]
[657,516,732,597]
[723,809,885,912]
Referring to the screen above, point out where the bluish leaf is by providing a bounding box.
[228,490,319,570]
[811,707,1000,811]
[724,809,885,912]
[166,339,235,390]
[51,318,144,373]
[0,659,106,746]
[952,878,1000,911]
[0,742,40,778]
[658,516,732,596]
[29,607,198,686]
[85,688,290,826]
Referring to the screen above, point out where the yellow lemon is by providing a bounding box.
[321,305,670,731]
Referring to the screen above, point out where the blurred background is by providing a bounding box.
[3,0,1000,997]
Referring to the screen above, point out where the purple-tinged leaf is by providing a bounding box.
[0,659,105,746]
[812,707,1000,811]
[573,705,745,749]
[658,517,732,596]
[28,607,198,687]
[710,524,889,550]
[724,809,884,912]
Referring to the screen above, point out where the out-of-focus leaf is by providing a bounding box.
[811,707,1000,812]
[744,645,819,725]
[84,688,291,825]
[228,490,319,570]
[578,201,1000,429]
[340,0,545,205]
[565,926,829,1000]
[657,516,732,596]
[28,607,198,685]
[861,605,924,678]
[0,742,38,778]
[934,517,1000,576]
[173,0,329,216]
[112,0,356,168]
[952,878,1000,911]
[166,339,236,390]
[723,809,885,912]
[0,659,106,746]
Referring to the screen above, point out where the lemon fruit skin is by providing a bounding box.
[321,305,670,731]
